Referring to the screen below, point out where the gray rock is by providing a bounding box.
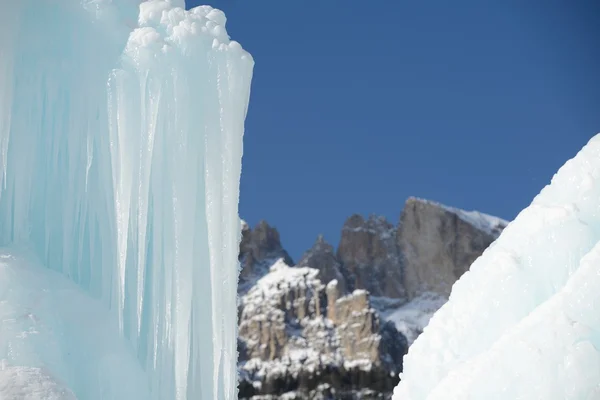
[397,197,507,299]
[336,215,405,299]
[297,235,348,294]
[239,220,294,293]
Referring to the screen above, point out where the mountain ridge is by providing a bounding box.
[237,197,509,399]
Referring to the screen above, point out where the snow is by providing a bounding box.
[422,244,600,399]
[240,259,323,326]
[383,292,448,345]
[394,134,600,399]
[327,279,339,290]
[241,219,249,231]
[342,215,397,238]
[0,1,252,399]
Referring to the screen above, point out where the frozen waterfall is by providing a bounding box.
[0,1,253,399]
[393,134,600,399]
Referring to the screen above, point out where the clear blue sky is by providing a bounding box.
[187,0,600,260]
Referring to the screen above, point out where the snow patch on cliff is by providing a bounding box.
[408,197,508,237]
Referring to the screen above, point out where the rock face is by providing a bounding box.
[239,220,294,293]
[297,235,348,295]
[397,197,508,299]
[337,215,405,299]
[237,199,508,399]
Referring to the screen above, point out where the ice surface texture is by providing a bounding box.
[0,1,253,399]
[0,249,150,399]
[393,135,600,399]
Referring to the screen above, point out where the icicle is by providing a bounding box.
[0,1,253,399]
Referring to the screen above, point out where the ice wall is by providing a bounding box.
[0,249,152,399]
[393,135,600,399]
[0,1,253,399]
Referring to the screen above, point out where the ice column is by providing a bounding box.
[0,1,253,399]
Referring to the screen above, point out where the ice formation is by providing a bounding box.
[0,1,253,399]
[393,135,600,399]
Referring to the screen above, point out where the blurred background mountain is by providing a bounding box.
[237,197,507,399]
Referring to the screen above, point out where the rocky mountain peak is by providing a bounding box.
[297,235,348,295]
[238,220,294,293]
[237,198,509,399]
[403,197,508,236]
[337,214,405,299]
[398,197,508,299]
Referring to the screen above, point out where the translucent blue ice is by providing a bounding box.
[0,1,253,399]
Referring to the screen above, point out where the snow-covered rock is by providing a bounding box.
[238,261,407,399]
[239,221,294,294]
[381,292,449,345]
[237,197,508,399]
[297,235,348,295]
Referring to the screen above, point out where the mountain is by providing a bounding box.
[237,197,509,399]
[399,197,507,299]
